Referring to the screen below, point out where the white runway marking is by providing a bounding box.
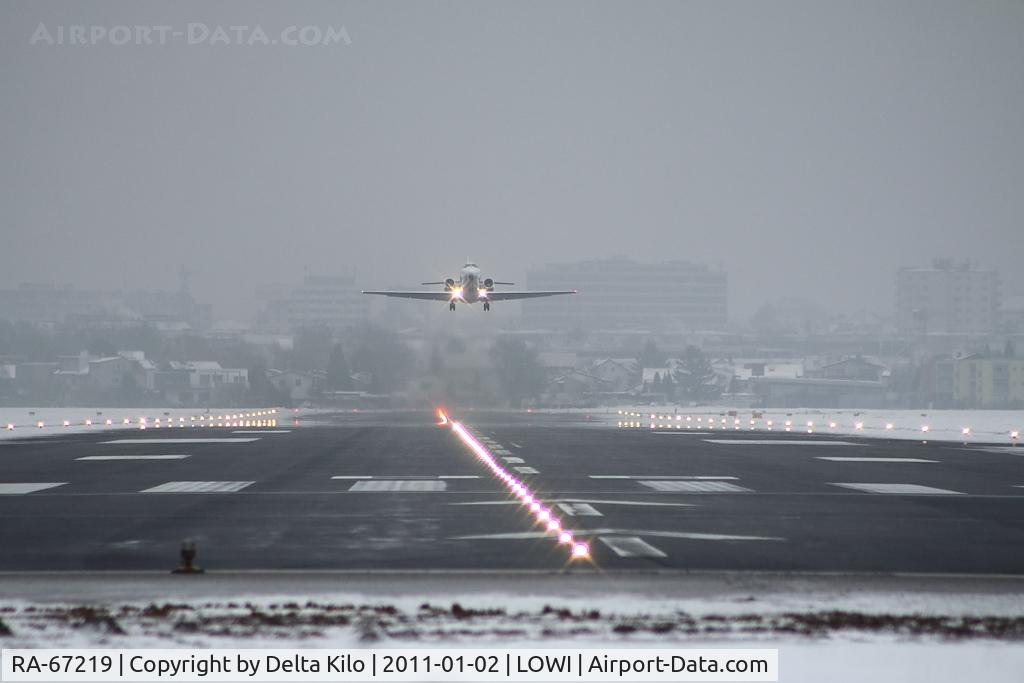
[232,430,291,434]
[653,431,713,435]
[830,483,964,495]
[455,528,784,542]
[142,481,254,493]
[705,439,858,446]
[101,438,259,444]
[590,475,737,480]
[640,480,753,493]
[502,456,525,464]
[77,455,191,461]
[817,457,936,463]
[331,475,478,480]
[600,536,667,558]
[557,502,602,516]
[451,499,694,508]
[509,443,522,449]
[0,482,66,495]
[349,480,446,492]
[557,498,695,508]
[514,466,539,474]
[493,449,512,455]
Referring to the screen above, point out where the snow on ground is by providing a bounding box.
[0,407,291,441]
[2,589,1023,681]
[609,406,1024,445]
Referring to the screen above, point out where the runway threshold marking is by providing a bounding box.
[704,439,858,446]
[557,502,602,516]
[830,483,964,495]
[590,475,738,480]
[509,443,522,449]
[0,482,67,494]
[141,481,254,493]
[599,536,667,558]
[817,457,937,463]
[77,455,191,461]
[502,456,525,464]
[100,438,260,444]
[349,480,447,492]
[514,466,539,474]
[640,480,753,493]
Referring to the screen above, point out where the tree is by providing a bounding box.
[674,345,719,402]
[292,326,333,372]
[349,327,415,394]
[325,343,352,390]
[490,337,545,407]
[638,338,665,368]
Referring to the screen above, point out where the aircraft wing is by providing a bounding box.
[361,290,453,301]
[485,290,576,301]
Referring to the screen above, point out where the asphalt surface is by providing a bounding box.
[1,410,1023,574]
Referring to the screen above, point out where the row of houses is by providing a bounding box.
[0,352,248,406]
[536,353,893,408]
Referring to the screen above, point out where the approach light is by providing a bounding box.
[558,531,573,544]
[571,542,590,559]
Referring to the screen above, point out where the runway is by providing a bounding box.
[1,410,1023,574]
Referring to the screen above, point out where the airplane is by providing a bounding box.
[362,262,576,311]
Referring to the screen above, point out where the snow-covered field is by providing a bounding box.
[610,406,1024,445]
[1,587,1023,681]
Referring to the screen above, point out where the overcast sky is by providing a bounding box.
[2,1,1022,321]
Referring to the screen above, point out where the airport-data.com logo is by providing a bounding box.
[29,22,351,47]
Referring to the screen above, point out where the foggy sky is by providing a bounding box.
[2,1,1022,322]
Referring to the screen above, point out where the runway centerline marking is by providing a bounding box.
[704,439,859,446]
[600,536,666,558]
[557,502,602,517]
[830,483,964,495]
[77,455,191,461]
[349,480,446,492]
[817,457,937,463]
[640,480,753,493]
[0,482,67,495]
[141,481,254,493]
[100,438,260,444]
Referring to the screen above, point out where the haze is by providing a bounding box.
[2,0,1022,321]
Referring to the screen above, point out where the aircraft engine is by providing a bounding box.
[483,278,494,289]
[445,278,456,290]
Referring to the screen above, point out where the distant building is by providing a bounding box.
[896,259,1001,335]
[930,353,1024,408]
[267,369,325,402]
[0,283,211,330]
[259,275,369,332]
[522,257,727,331]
